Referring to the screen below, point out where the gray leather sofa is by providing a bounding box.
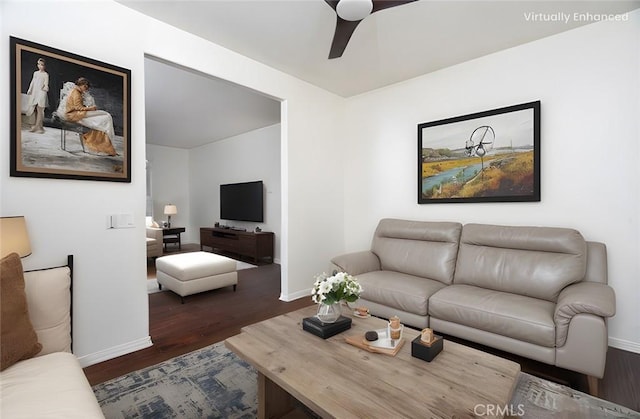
[331,218,616,383]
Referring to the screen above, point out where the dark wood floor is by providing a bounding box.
[85,252,639,412]
[84,260,312,386]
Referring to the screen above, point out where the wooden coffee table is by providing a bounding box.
[225,305,521,419]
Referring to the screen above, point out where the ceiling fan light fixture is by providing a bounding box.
[336,0,373,21]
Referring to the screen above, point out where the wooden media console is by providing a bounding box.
[200,227,274,264]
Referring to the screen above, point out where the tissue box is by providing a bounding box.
[411,335,443,362]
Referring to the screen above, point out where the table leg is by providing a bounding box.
[258,372,296,419]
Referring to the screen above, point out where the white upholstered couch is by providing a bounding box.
[0,254,104,418]
[147,227,163,258]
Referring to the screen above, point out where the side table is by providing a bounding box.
[162,227,186,251]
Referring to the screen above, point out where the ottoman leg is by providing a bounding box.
[233,284,237,292]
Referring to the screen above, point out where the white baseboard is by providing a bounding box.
[608,336,640,354]
[280,288,311,302]
[77,336,153,368]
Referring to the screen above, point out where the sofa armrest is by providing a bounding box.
[331,251,381,276]
[146,227,163,241]
[554,282,615,346]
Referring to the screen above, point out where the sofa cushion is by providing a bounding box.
[358,270,447,316]
[0,352,105,418]
[454,224,587,301]
[23,266,72,356]
[371,219,462,284]
[429,284,556,347]
[0,253,42,371]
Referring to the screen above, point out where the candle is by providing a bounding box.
[389,315,400,328]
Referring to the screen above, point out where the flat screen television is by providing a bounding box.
[220,180,264,222]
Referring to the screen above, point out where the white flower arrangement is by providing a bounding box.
[311,271,362,305]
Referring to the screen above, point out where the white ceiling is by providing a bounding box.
[124,0,639,148]
[144,57,281,148]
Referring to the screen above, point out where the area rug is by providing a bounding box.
[510,373,639,418]
[93,342,257,418]
[93,342,640,419]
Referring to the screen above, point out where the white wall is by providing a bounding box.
[189,124,282,261]
[146,145,190,239]
[1,0,344,365]
[1,1,152,365]
[341,12,640,352]
[148,124,281,259]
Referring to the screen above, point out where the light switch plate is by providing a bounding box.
[108,214,134,229]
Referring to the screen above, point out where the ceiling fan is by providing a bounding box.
[324,0,417,59]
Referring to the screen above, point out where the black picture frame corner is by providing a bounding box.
[417,101,540,204]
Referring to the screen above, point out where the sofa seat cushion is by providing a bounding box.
[0,352,104,418]
[358,270,447,316]
[429,284,556,347]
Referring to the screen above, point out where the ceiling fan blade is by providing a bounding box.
[328,17,362,59]
[324,0,339,12]
[325,0,417,59]
[372,0,417,14]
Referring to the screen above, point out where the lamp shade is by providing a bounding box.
[164,205,177,215]
[0,216,32,258]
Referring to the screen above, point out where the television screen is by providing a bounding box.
[220,181,264,222]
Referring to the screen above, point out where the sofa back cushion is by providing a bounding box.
[371,219,462,284]
[24,266,72,356]
[454,224,587,301]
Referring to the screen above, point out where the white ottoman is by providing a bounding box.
[156,251,237,303]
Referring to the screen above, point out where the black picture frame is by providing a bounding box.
[418,101,540,204]
[10,37,131,182]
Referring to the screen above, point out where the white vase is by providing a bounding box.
[316,302,342,323]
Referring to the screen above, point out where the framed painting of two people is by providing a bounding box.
[10,36,131,182]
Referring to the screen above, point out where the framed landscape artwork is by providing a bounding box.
[10,37,131,182]
[418,101,540,204]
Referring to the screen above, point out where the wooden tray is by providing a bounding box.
[345,334,405,356]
